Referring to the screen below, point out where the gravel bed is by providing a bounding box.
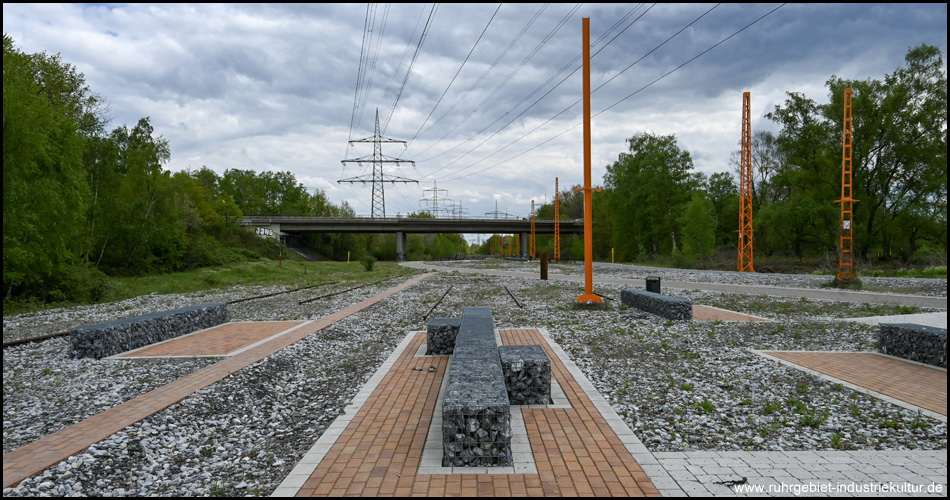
[2,262,946,497]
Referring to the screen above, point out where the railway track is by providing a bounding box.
[2,277,406,349]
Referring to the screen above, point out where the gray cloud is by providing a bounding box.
[4,3,946,222]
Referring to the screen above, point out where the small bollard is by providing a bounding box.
[646,276,661,294]
[540,253,548,280]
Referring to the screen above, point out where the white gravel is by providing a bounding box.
[2,261,946,497]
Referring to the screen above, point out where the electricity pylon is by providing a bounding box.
[339,108,417,218]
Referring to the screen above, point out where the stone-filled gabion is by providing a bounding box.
[69,303,227,359]
[620,288,693,321]
[499,345,551,405]
[442,307,512,467]
[878,323,947,368]
[426,317,461,355]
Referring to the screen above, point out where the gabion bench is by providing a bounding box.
[498,345,551,405]
[426,317,461,355]
[69,303,228,359]
[620,288,693,321]
[878,323,947,368]
[441,307,512,467]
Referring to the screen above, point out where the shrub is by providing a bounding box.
[361,255,377,271]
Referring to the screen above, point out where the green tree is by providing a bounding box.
[707,171,738,247]
[90,118,182,272]
[679,192,717,264]
[829,44,947,261]
[604,132,699,260]
[766,44,947,262]
[3,36,91,297]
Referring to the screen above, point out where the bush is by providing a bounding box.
[361,255,377,271]
[49,264,116,304]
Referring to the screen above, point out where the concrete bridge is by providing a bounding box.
[240,216,585,259]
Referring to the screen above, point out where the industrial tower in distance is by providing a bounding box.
[339,108,417,218]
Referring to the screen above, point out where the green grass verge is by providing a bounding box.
[3,260,418,317]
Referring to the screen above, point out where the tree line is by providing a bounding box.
[4,35,945,304]
[3,35,472,304]
[530,44,947,269]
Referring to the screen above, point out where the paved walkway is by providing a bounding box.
[115,321,306,358]
[4,267,947,496]
[275,326,948,497]
[276,328,663,496]
[756,350,947,420]
[1,274,433,489]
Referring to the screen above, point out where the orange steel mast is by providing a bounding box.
[738,92,755,272]
[530,200,536,258]
[577,18,601,303]
[554,178,561,261]
[835,87,858,281]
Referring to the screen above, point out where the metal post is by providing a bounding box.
[577,17,601,304]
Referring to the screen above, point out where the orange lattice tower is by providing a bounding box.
[554,178,561,261]
[738,92,755,272]
[530,200,536,258]
[835,87,859,282]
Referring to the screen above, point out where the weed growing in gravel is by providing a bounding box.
[830,433,844,449]
[696,399,715,413]
[880,418,901,429]
[800,407,829,428]
[679,382,694,391]
[210,483,227,496]
[849,402,861,417]
[909,410,929,430]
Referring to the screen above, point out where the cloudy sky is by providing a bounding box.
[4,3,947,224]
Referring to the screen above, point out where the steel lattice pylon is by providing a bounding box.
[738,92,755,272]
[836,87,858,281]
[339,109,417,218]
[530,200,536,259]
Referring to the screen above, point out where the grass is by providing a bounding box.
[695,399,715,413]
[4,260,418,317]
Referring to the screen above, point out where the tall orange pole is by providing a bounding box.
[577,17,601,303]
[554,177,561,261]
[835,87,858,281]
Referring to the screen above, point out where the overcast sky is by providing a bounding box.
[4,3,947,225]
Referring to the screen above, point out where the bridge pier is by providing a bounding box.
[520,233,528,258]
[396,231,407,261]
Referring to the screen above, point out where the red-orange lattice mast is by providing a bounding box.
[738,92,755,272]
[835,87,858,281]
[530,200,536,259]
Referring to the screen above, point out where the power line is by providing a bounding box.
[406,3,502,147]
[438,4,786,183]
[384,4,439,135]
[420,4,650,178]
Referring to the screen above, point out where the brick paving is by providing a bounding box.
[1,274,432,489]
[760,351,947,417]
[281,328,661,497]
[4,272,947,496]
[116,321,306,357]
[692,305,770,322]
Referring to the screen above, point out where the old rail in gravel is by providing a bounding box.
[3,278,402,349]
[422,286,454,321]
[1,273,434,489]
